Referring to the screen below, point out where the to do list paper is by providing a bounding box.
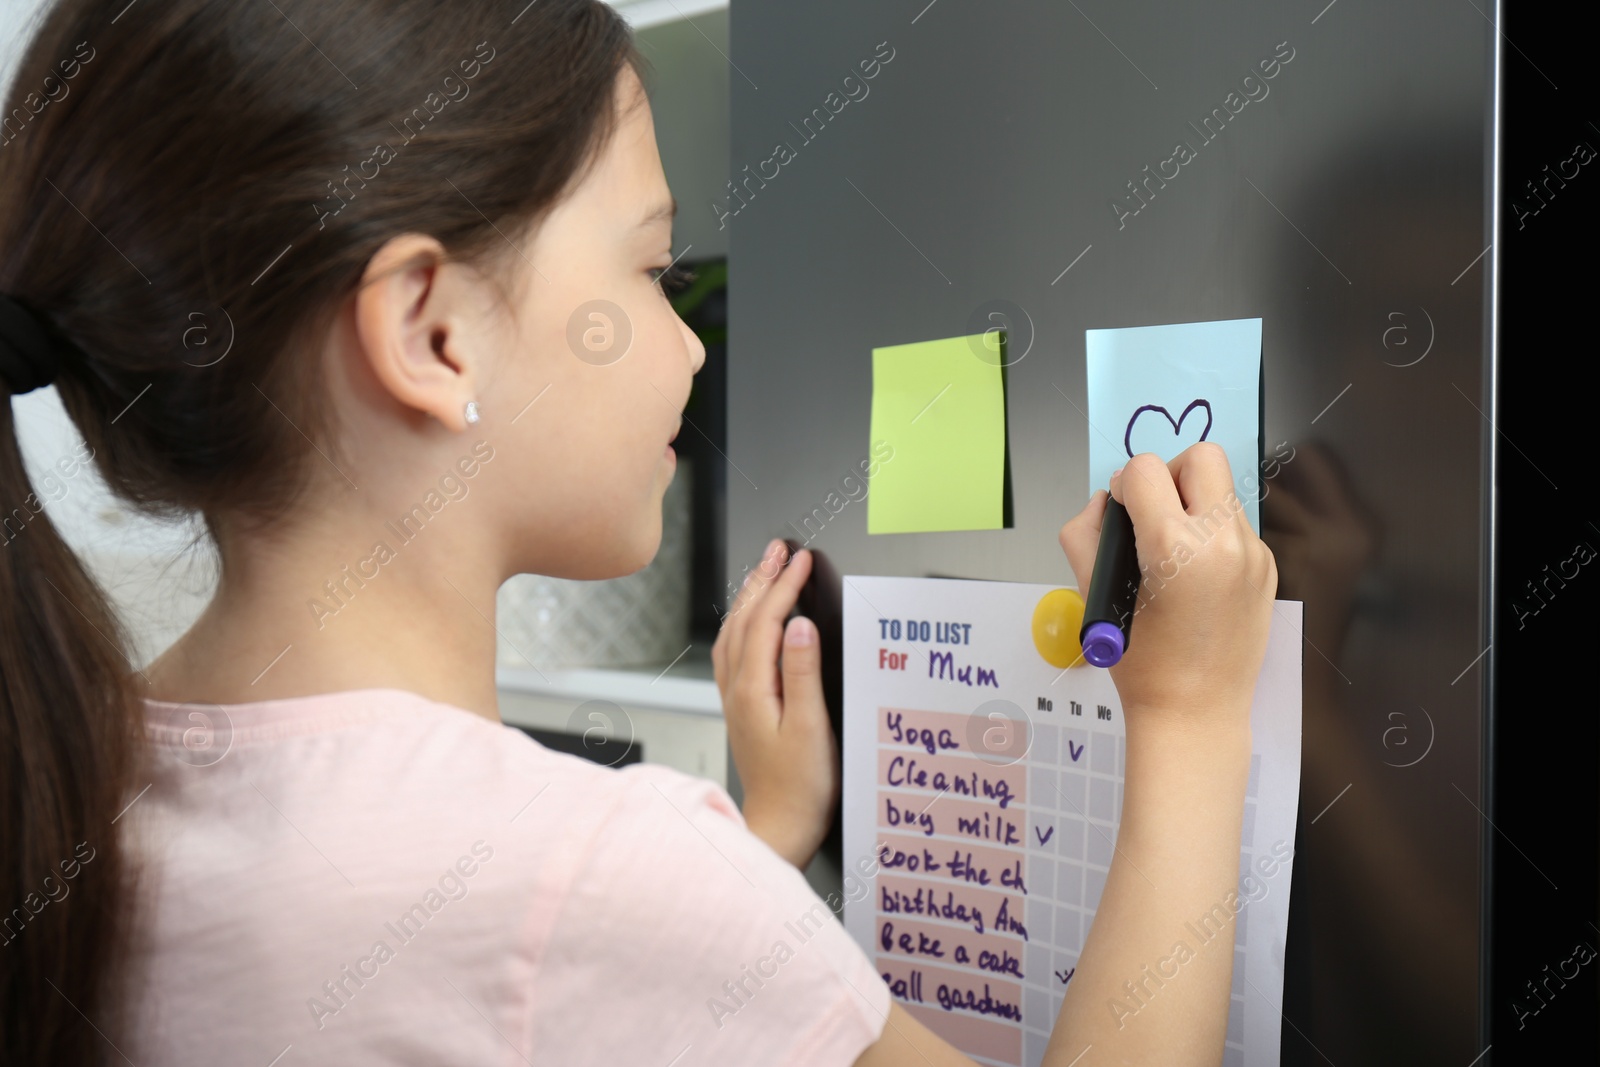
[842,576,1302,1067]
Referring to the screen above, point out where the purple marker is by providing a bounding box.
[1081,620,1126,668]
[1078,497,1141,668]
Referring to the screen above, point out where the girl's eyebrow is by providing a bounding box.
[638,196,678,227]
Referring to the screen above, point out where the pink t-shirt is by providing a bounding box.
[123,688,889,1065]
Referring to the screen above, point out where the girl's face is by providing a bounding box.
[478,66,704,580]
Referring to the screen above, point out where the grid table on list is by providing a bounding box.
[1017,720,1123,1067]
[1020,727,1262,1067]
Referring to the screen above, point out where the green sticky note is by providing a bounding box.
[868,332,1007,534]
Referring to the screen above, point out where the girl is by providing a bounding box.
[0,1,1276,1064]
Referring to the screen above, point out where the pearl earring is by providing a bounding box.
[463,401,481,425]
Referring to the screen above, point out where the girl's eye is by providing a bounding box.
[650,263,696,296]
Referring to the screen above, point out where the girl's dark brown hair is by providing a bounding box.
[0,1,639,1060]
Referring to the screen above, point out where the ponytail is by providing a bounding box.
[0,352,142,1061]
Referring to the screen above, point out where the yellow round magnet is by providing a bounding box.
[1032,588,1087,669]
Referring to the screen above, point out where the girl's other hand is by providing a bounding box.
[1058,443,1278,728]
[712,540,838,870]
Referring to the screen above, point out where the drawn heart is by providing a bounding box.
[1123,399,1213,458]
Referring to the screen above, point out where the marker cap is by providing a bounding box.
[1080,621,1125,668]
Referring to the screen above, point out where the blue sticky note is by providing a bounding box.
[1086,317,1262,531]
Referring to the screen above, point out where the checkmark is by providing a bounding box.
[1035,825,1054,845]
[1054,967,1076,985]
[1068,740,1084,762]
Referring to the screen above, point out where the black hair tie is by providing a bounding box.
[0,293,67,395]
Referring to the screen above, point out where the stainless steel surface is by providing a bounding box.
[724,2,1493,1060]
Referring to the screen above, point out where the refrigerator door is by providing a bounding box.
[725,3,1493,1062]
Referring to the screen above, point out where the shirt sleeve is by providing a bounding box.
[525,764,890,1067]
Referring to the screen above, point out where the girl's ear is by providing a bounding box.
[354,233,479,432]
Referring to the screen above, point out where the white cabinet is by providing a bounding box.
[497,664,727,787]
